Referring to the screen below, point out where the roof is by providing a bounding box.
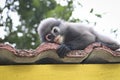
[0,42,120,64]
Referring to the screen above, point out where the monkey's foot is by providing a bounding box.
[66,42,120,58]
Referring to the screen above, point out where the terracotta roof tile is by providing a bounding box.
[0,42,120,64]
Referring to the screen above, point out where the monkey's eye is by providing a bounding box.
[51,27,60,36]
[45,34,54,41]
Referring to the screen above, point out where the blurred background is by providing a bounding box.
[0,0,120,49]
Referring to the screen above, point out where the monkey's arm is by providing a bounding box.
[56,36,92,58]
[56,44,71,58]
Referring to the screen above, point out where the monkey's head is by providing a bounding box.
[37,18,64,44]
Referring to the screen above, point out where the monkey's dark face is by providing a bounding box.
[45,26,64,44]
[38,18,64,44]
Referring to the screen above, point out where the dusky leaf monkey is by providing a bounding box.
[37,18,120,58]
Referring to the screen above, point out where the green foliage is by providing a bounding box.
[0,0,73,49]
[90,8,93,13]
[45,0,73,20]
[90,8,102,18]
[95,14,102,18]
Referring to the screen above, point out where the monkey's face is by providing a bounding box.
[45,26,64,44]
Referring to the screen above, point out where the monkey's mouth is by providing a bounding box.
[54,35,64,44]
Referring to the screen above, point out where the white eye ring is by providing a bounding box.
[51,27,60,36]
[45,34,52,41]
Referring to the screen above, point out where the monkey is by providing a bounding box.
[37,18,120,58]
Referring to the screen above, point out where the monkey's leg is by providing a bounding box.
[100,42,119,51]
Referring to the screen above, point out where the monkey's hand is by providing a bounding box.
[56,44,71,58]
